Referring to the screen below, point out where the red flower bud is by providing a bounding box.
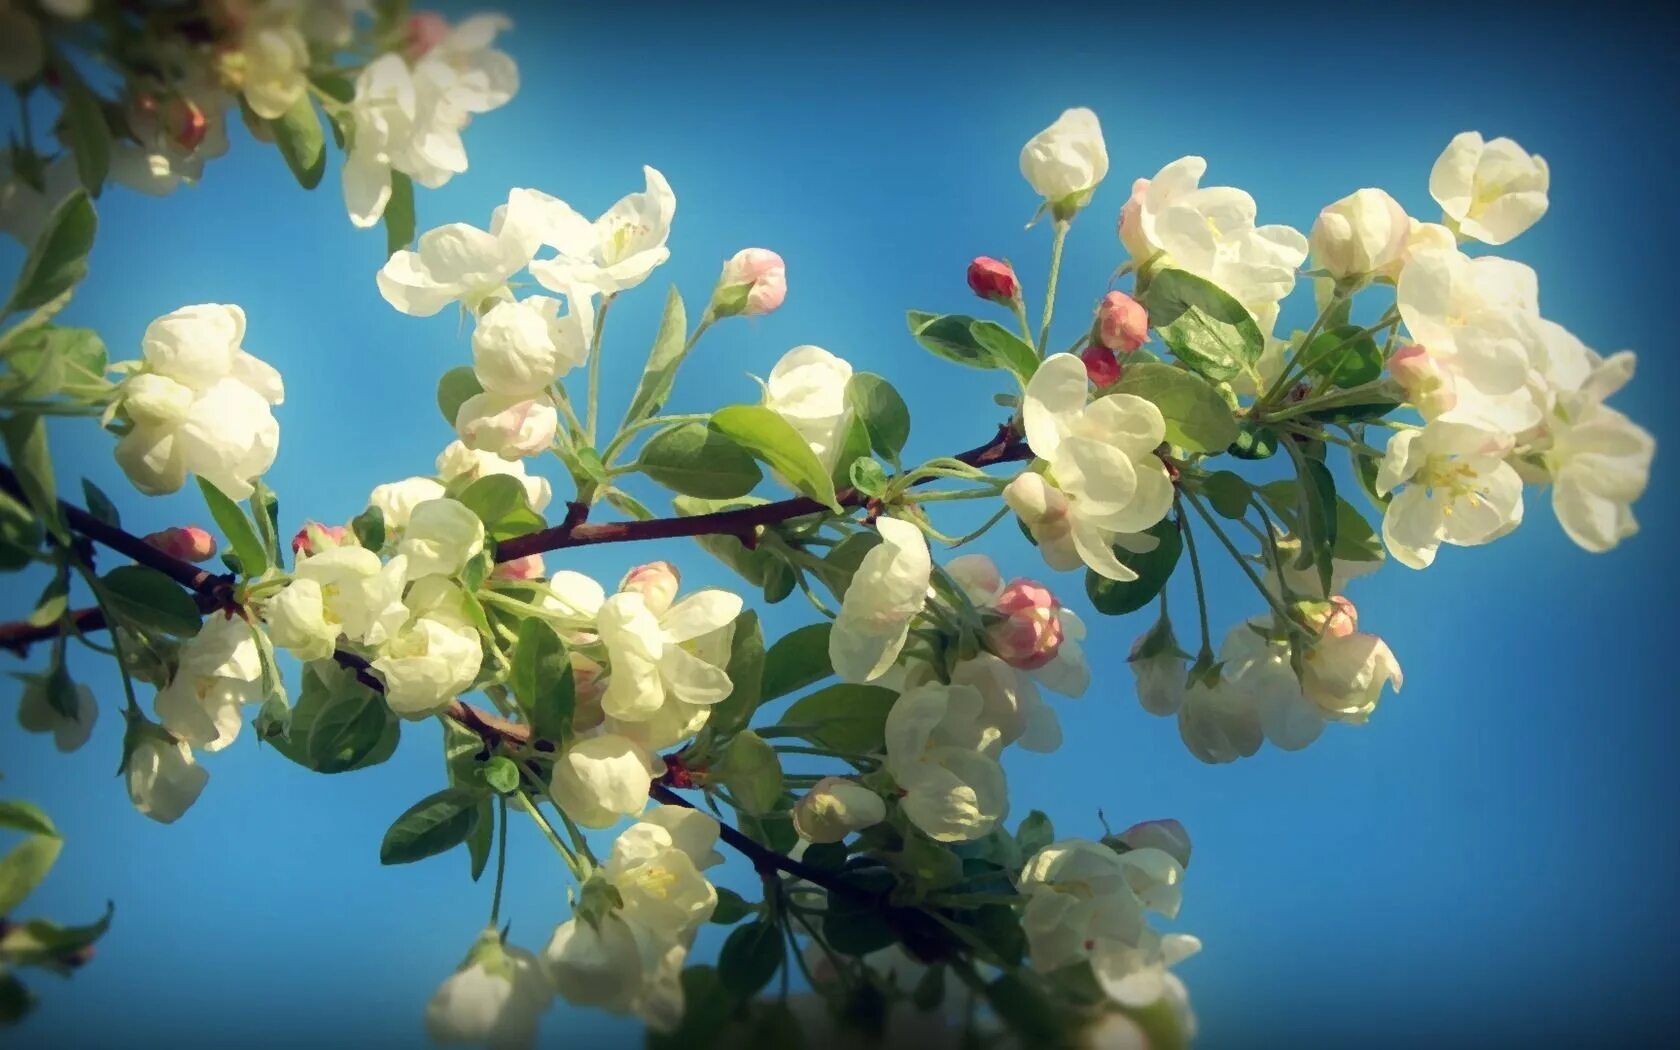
[167,97,208,152]
[291,522,349,557]
[966,256,1019,305]
[144,526,217,563]
[1095,291,1149,352]
[985,578,1065,670]
[1080,344,1122,388]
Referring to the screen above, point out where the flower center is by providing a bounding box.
[1417,455,1483,511]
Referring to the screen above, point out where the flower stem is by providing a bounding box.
[584,295,614,444]
[511,789,585,882]
[1183,492,1313,639]
[1036,219,1070,357]
[489,794,508,924]
[1175,500,1214,662]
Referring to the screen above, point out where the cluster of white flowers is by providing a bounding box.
[107,304,284,501]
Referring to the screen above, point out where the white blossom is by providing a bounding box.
[1009,354,1173,580]
[125,732,209,824]
[884,682,1009,842]
[547,733,663,828]
[793,776,887,843]
[288,546,410,648]
[1376,420,1524,569]
[1429,131,1549,245]
[413,14,519,116]
[371,614,483,720]
[235,12,309,120]
[435,441,553,513]
[1300,631,1403,722]
[1020,108,1108,214]
[367,476,448,532]
[454,392,559,459]
[397,498,485,579]
[830,516,931,683]
[763,345,855,470]
[525,166,677,298]
[425,930,553,1050]
[154,615,264,753]
[377,194,543,315]
[595,577,740,724]
[17,675,97,752]
[471,294,593,396]
[1308,188,1411,281]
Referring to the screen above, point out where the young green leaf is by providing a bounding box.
[1085,518,1184,616]
[1302,324,1382,388]
[718,731,783,815]
[351,505,387,551]
[0,413,64,541]
[706,610,764,740]
[5,190,96,316]
[271,94,327,189]
[760,623,833,702]
[718,920,785,998]
[1140,268,1263,382]
[510,619,574,743]
[197,477,269,577]
[0,836,62,915]
[0,801,57,838]
[709,405,841,512]
[845,372,911,461]
[80,478,120,527]
[379,787,484,865]
[456,474,546,540]
[436,366,484,429]
[1200,471,1253,520]
[270,661,400,774]
[639,422,762,499]
[620,286,689,427]
[783,684,897,754]
[52,58,111,196]
[969,319,1038,384]
[99,565,204,637]
[1113,362,1239,453]
[907,311,993,369]
[384,172,416,257]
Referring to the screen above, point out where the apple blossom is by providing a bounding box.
[263,579,337,662]
[491,553,544,580]
[124,732,208,825]
[435,441,552,513]
[830,516,931,683]
[710,248,787,318]
[406,12,452,57]
[142,526,217,563]
[884,682,1009,842]
[967,256,1020,305]
[397,498,485,579]
[287,546,411,648]
[619,562,681,615]
[425,929,553,1050]
[154,615,264,752]
[367,476,448,532]
[111,78,230,197]
[1429,131,1550,245]
[1301,632,1403,722]
[762,345,855,470]
[1308,187,1410,281]
[1217,621,1324,753]
[232,13,309,120]
[17,674,97,752]
[945,651,1062,754]
[1389,343,1458,416]
[454,392,559,459]
[524,166,677,297]
[1118,156,1308,335]
[1177,673,1262,765]
[947,553,1089,698]
[547,733,663,827]
[1094,290,1149,353]
[377,197,543,315]
[1128,623,1189,717]
[372,615,483,719]
[986,578,1065,671]
[110,303,283,501]
[591,578,739,727]
[412,13,519,116]
[1020,108,1108,216]
[793,776,887,843]
[290,522,350,556]
[1376,420,1524,569]
[471,295,593,396]
[1011,354,1174,581]
[1113,819,1193,871]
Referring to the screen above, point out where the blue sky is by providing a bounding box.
[2,2,1676,1046]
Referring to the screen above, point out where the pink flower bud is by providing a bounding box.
[291,523,349,557]
[144,526,217,563]
[714,248,787,317]
[492,554,545,581]
[985,578,1064,670]
[618,561,680,617]
[1116,818,1192,869]
[1322,596,1358,639]
[1095,291,1149,352]
[966,257,1019,305]
[1080,344,1122,388]
[405,12,452,58]
[1390,345,1457,415]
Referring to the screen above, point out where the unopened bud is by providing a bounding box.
[144,526,217,563]
[1094,290,1149,352]
[1390,345,1457,416]
[492,553,545,581]
[792,776,886,843]
[966,256,1019,305]
[1080,344,1122,388]
[1303,596,1359,639]
[985,579,1064,670]
[1112,818,1192,869]
[1003,473,1073,546]
[405,12,452,58]
[291,522,349,557]
[618,561,680,617]
[711,248,787,318]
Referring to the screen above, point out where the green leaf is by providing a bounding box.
[0,489,42,571]
[483,756,519,794]
[1112,362,1238,453]
[436,366,484,429]
[1085,517,1183,616]
[1140,269,1263,382]
[1350,441,1390,511]
[1302,398,1403,425]
[351,505,386,551]
[646,967,735,1050]
[100,565,203,637]
[27,571,68,628]
[984,972,1069,1046]
[898,830,963,890]
[384,172,415,257]
[379,787,484,865]
[197,477,269,577]
[0,327,103,400]
[709,405,841,512]
[671,495,777,587]
[0,903,112,967]
[270,94,326,189]
[710,887,755,925]
[827,412,872,492]
[1015,810,1055,857]
[1229,421,1279,460]
[1333,496,1383,562]
[845,372,911,461]
[0,413,63,541]
[718,920,785,998]
[0,836,61,914]
[269,661,399,774]
[823,890,897,956]
[783,684,897,754]
[0,971,32,1024]
[640,422,762,499]
[847,457,889,497]
[0,802,56,838]
[718,731,783,815]
[760,623,833,702]
[510,619,574,743]
[969,319,1038,384]
[1302,325,1382,388]
[1200,471,1252,520]
[907,311,993,370]
[5,189,96,316]
[456,474,546,541]
[252,480,282,567]
[706,611,763,740]
[53,59,110,196]
[621,286,688,427]
[1267,447,1339,596]
[80,478,119,527]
